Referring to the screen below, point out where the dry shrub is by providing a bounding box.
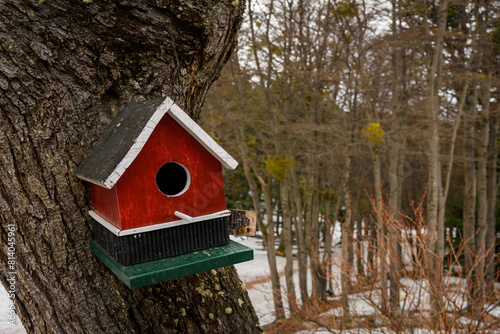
[271,195,500,333]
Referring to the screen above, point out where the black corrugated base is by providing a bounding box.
[92,217,229,266]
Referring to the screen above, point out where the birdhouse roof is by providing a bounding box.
[74,97,238,189]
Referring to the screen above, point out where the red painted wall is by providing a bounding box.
[90,184,120,226]
[91,115,227,230]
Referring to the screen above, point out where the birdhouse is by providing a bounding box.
[74,97,253,288]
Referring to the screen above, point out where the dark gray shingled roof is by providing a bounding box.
[74,97,167,188]
[74,97,238,189]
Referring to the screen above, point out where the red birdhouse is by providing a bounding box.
[74,97,253,288]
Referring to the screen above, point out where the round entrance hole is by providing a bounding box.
[156,162,190,197]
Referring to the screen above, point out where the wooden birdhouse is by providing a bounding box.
[74,97,254,288]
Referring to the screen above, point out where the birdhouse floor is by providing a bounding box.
[90,240,253,289]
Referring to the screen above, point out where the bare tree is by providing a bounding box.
[423,0,449,324]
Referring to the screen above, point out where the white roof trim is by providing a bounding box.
[89,209,231,236]
[101,97,238,189]
[167,102,239,170]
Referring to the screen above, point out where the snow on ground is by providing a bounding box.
[232,235,303,325]
[233,236,500,333]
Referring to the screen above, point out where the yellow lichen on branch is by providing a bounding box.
[264,154,296,181]
[362,122,385,146]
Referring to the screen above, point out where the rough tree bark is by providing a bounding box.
[0,1,261,333]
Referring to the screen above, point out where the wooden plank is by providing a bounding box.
[90,240,253,289]
[229,210,257,236]
[91,209,231,236]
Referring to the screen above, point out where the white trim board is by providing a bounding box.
[89,210,231,237]
[101,97,238,189]
[102,99,173,189]
[167,102,239,170]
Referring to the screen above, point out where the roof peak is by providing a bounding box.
[74,97,238,189]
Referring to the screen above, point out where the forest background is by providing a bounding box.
[201,0,500,331]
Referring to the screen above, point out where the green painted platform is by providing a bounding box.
[90,240,254,289]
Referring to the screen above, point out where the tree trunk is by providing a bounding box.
[475,97,489,314]
[424,0,449,323]
[0,1,261,333]
[372,149,388,311]
[323,195,334,295]
[291,168,309,303]
[388,140,404,314]
[463,92,478,306]
[341,154,352,316]
[485,108,499,292]
[368,216,377,279]
[280,178,297,311]
[474,2,493,310]
[474,44,492,313]
[387,194,401,314]
[325,185,342,294]
[309,158,325,301]
[259,177,285,320]
[356,205,364,278]
[387,0,408,314]
[347,201,355,277]
[237,133,282,310]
